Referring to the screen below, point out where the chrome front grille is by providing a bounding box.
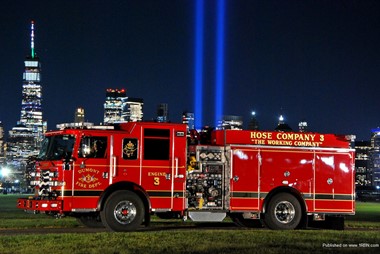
[38,170,51,196]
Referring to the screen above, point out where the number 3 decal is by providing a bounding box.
[154,177,160,186]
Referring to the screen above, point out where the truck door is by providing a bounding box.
[71,135,110,209]
[229,146,260,211]
[141,127,187,211]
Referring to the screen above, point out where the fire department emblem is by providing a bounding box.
[79,174,98,184]
[123,140,137,158]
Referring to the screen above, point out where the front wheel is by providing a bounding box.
[100,190,145,232]
[264,193,302,230]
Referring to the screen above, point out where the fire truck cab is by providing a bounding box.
[17,122,355,231]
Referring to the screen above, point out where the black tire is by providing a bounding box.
[76,213,104,228]
[264,193,302,230]
[100,190,145,232]
[230,213,263,228]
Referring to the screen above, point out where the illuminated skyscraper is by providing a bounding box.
[298,120,308,132]
[18,21,46,138]
[182,111,195,132]
[104,88,128,124]
[156,103,169,123]
[104,89,143,124]
[370,128,380,188]
[217,115,243,130]
[75,107,85,123]
[355,140,371,186]
[7,21,46,173]
[247,111,259,130]
[123,98,143,122]
[275,115,292,132]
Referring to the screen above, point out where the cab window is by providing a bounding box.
[79,136,108,158]
[143,129,170,160]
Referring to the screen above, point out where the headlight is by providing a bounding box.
[47,181,65,187]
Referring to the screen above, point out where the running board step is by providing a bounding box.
[188,211,226,222]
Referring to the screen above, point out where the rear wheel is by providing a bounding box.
[264,193,302,230]
[100,190,145,232]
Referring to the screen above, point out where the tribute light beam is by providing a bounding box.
[194,0,204,129]
[214,0,226,127]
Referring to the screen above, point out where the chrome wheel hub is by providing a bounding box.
[274,201,295,224]
[114,200,137,224]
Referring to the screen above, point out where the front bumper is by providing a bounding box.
[17,197,62,212]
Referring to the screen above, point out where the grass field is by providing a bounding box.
[0,195,379,254]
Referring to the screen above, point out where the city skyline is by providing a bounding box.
[1,0,380,140]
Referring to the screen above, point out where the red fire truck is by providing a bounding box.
[17,122,355,231]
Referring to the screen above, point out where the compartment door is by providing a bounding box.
[229,147,260,211]
[314,151,355,213]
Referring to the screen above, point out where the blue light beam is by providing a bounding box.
[194,0,204,129]
[214,0,226,127]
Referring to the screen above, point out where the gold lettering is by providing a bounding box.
[294,141,322,147]
[89,182,102,188]
[148,172,167,177]
[267,140,293,146]
[251,131,272,140]
[253,139,265,145]
[251,131,324,146]
[75,181,87,188]
[78,168,100,175]
[276,133,318,142]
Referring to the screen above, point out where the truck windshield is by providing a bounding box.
[38,135,76,160]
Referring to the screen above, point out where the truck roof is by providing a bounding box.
[48,122,187,135]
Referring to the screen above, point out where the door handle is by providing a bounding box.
[112,156,117,177]
[174,157,184,178]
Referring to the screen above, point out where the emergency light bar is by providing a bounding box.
[56,122,114,130]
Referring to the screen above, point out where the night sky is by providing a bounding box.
[1,0,380,140]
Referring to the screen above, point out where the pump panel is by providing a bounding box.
[186,146,225,210]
